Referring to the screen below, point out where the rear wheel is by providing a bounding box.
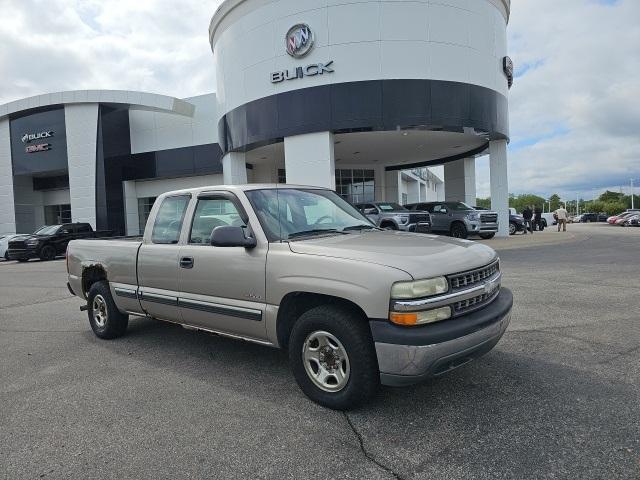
[479,232,496,239]
[87,281,129,339]
[450,222,468,239]
[288,305,379,410]
[40,245,56,261]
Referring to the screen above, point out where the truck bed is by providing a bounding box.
[67,238,143,298]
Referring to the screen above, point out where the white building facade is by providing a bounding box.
[0,0,510,237]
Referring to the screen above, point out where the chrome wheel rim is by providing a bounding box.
[302,331,350,392]
[509,224,516,235]
[92,295,107,328]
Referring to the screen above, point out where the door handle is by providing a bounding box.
[179,257,194,269]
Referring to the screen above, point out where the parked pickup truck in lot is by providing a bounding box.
[8,223,112,262]
[406,202,499,239]
[355,202,431,233]
[66,185,512,409]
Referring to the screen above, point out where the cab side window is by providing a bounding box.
[189,197,246,244]
[151,196,190,244]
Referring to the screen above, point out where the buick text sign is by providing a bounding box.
[271,61,334,83]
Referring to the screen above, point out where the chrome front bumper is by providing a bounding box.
[372,288,512,386]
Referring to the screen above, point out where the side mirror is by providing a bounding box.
[210,226,257,248]
[363,208,377,215]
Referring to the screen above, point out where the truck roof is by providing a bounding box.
[156,183,329,197]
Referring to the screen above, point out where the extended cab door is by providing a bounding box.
[137,194,191,322]
[177,192,268,341]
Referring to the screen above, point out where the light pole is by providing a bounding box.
[632,179,635,210]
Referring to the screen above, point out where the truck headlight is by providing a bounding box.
[390,306,451,326]
[26,239,39,246]
[398,215,409,224]
[391,277,448,299]
[467,213,480,221]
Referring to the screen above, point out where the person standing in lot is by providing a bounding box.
[522,205,534,234]
[555,206,569,232]
[534,205,543,231]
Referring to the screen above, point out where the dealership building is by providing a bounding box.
[0,0,511,236]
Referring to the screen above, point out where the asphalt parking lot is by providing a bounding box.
[1,224,638,479]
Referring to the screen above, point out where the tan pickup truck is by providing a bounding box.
[66,185,512,410]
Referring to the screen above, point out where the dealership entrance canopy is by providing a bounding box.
[0,0,511,237]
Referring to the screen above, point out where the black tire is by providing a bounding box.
[39,245,56,261]
[288,304,379,410]
[450,222,468,239]
[3,252,8,261]
[479,232,496,239]
[87,281,129,339]
[17,258,29,262]
[381,222,398,230]
[508,222,517,235]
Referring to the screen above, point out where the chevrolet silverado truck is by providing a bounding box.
[407,202,499,239]
[355,202,431,233]
[8,223,112,262]
[66,185,512,410]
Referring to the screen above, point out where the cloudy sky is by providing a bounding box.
[1,0,638,200]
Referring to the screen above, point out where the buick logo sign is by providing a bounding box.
[21,131,53,143]
[286,24,314,58]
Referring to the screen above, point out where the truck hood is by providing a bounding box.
[288,231,497,279]
[11,234,52,242]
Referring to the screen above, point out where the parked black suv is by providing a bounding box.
[7,223,110,262]
[579,213,608,223]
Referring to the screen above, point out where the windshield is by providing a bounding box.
[33,225,61,235]
[376,203,406,211]
[245,188,375,241]
[446,202,474,211]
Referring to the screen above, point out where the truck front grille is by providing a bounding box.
[448,261,499,290]
[9,241,27,250]
[453,289,500,315]
[480,213,498,223]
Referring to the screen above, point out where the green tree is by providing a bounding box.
[599,190,625,203]
[475,197,492,209]
[549,194,561,211]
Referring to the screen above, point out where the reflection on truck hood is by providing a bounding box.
[288,230,497,279]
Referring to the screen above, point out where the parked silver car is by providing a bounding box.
[66,185,512,410]
[355,202,431,233]
[406,202,499,239]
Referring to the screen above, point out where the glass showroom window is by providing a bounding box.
[336,169,375,204]
[44,204,71,225]
[138,197,157,234]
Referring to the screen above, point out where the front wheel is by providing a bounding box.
[450,222,468,239]
[39,245,56,261]
[87,281,129,339]
[288,305,379,410]
[479,232,496,239]
[509,222,517,235]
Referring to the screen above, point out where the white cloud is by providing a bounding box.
[0,0,221,103]
[476,0,640,200]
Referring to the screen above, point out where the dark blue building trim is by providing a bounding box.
[218,79,509,155]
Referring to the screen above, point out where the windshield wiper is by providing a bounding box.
[287,229,345,239]
[342,225,378,231]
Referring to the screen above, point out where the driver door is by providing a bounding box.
[177,193,268,341]
[430,204,449,231]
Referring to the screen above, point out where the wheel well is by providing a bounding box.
[450,220,466,231]
[276,292,368,350]
[82,265,107,296]
[380,220,396,228]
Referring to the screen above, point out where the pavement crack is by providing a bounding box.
[342,412,406,480]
